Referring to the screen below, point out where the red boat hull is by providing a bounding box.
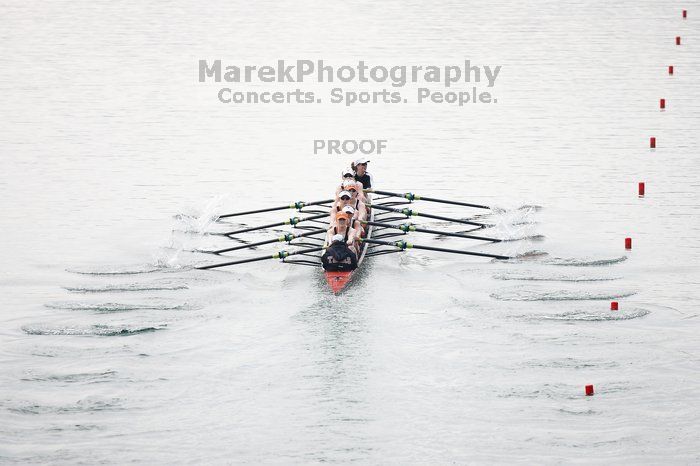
[323,194,373,294]
[324,270,354,294]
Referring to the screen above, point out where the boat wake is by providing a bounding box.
[491,288,637,301]
[21,370,118,384]
[44,301,193,312]
[519,308,650,321]
[541,256,628,266]
[173,194,229,233]
[63,281,189,293]
[480,205,541,224]
[510,250,549,260]
[5,397,125,415]
[500,234,546,242]
[21,324,165,336]
[493,271,620,282]
[66,264,165,275]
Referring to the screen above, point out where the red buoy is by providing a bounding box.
[639,182,645,196]
[611,301,619,311]
[676,36,681,45]
[683,10,687,18]
[585,385,595,396]
[660,98,666,109]
[650,137,656,148]
[668,65,674,75]
[625,237,632,250]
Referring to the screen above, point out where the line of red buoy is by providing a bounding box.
[594,7,689,398]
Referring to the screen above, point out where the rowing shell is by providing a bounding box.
[324,194,374,293]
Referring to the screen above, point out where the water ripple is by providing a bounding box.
[21,324,165,336]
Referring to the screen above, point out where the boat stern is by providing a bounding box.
[324,271,353,294]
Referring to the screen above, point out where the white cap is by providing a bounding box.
[338,190,352,199]
[342,179,356,189]
[342,205,355,215]
[354,157,370,165]
[341,168,354,177]
[331,234,344,243]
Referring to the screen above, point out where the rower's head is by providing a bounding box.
[346,185,359,198]
[338,190,352,203]
[353,158,369,176]
[342,205,355,217]
[335,212,350,228]
[341,168,354,180]
[331,233,345,244]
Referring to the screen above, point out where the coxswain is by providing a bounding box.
[351,157,373,190]
[321,233,358,272]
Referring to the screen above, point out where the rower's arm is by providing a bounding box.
[324,228,334,248]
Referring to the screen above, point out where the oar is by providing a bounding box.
[367,204,487,228]
[204,229,326,255]
[361,238,511,260]
[368,190,490,210]
[218,213,329,237]
[196,247,325,270]
[219,199,334,219]
[363,221,500,242]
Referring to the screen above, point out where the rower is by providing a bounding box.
[330,190,366,225]
[340,204,365,235]
[336,168,366,202]
[352,157,373,190]
[324,211,361,255]
[344,185,367,222]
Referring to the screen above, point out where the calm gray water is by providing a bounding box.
[2,0,699,463]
